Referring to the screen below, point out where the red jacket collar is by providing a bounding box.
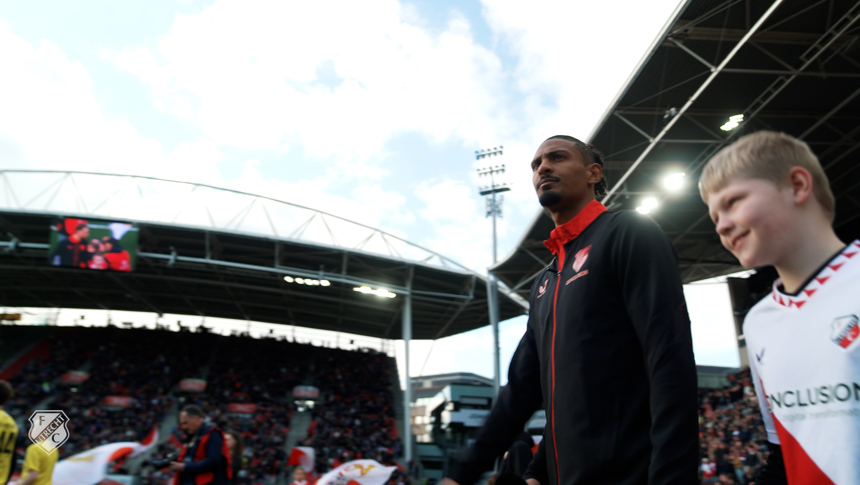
[543,200,606,255]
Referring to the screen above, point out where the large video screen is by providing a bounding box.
[49,218,138,272]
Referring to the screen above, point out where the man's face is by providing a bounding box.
[179,411,203,435]
[531,138,601,212]
[76,226,90,238]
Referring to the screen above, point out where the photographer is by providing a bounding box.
[170,405,232,485]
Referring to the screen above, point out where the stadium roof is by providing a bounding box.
[0,171,527,340]
[492,0,860,298]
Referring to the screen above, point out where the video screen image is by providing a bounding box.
[49,217,138,272]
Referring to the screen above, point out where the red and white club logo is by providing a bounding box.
[572,245,591,273]
[538,279,548,296]
[829,314,860,349]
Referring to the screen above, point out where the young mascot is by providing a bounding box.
[700,131,858,485]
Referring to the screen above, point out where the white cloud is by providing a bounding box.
[413,177,498,270]
[0,17,420,258]
[0,20,223,183]
[105,0,512,166]
[481,0,684,140]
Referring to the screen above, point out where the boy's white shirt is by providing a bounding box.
[745,240,860,485]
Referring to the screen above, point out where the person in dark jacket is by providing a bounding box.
[444,135,699,485]
[170,405,232,485]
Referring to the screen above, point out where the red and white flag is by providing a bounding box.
[287,446,316,473]
[316,459,397,485]
[131,425,158,457]
[52,426,158,485]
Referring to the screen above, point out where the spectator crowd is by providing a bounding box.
[698,369,770,484]
[2,324,784,485]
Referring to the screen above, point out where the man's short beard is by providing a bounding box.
[538,191,561,208]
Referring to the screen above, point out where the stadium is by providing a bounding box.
[2,1,860,484]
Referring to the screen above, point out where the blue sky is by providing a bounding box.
[0,0,741,383]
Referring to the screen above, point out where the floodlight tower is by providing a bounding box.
[476,146,508,396]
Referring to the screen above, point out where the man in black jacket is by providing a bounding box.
[444,136,699,485]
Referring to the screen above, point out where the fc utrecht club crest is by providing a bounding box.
[28,410,70,454]
[830,314,860,349]
[573,245,591,273]
[538,279,548,296]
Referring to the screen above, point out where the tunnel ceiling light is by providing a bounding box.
[720,114,744,131]
[663,172,686,191]
[353,286,396,298]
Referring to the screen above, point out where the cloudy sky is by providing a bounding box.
[0,0,741,383]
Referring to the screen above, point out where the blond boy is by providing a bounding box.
[700,131,858,485]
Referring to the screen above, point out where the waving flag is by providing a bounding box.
[316,459,397,485]
[131,425,158,457]
[287,446,315,473]
[52,426,158,485]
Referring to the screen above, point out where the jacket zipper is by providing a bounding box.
[550,250,564,485]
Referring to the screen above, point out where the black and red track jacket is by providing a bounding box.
[449,200,698,485]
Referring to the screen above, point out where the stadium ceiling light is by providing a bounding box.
[353,286,397,299]
[284,275,330,287]
[663,172,685,191]
[636,197,659,215]
[720,114,744,131]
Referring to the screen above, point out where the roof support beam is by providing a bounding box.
[720,68,860,78]
[613,113,654,142]
[826,141,860,186]
[672,0,860,185]
[823,125,860,170]
[799,83,860,139]
[604,0,786,205]
[510,266,547,293]
[434,298,476,340]
[683,114,724,141]
[749,41,798,71]
[668,37,715,70]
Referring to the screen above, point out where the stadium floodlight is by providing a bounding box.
[353,286,396,298]
[663,172,686,191]
[636,197,659,214]
[720,114,744,131]
[283,275,330,287]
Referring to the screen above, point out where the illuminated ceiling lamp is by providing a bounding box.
[352,286,396,299]
[284,275,330,286]
[720,114,744,131]
[636,197,659,215]
[663,172,686,191]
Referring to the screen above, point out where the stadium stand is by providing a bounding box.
[304,349,402,470]
[698,369,769,484]
[0,324,403,484]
